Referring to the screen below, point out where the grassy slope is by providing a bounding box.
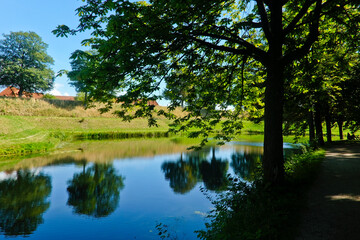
[0,96,344,157]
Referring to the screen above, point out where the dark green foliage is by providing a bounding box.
[197,149,325,240]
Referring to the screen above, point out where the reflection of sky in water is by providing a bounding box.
[0,141,300,240]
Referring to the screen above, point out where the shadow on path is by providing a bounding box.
[296,143,360,240]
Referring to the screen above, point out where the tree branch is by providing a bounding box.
[188,35,267,62]
[283,0,322,64]
[284,0,316,35]
[192,30,265,55]
[256,0,271,40]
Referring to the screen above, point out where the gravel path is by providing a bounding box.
[296,143,360,240]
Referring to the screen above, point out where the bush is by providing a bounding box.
[197,149,325,240]
[42,93,57,99]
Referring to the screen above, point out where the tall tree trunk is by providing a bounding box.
[314,103,324,145]
[338,120,344,140]
[263,63,284,185]
[262,3,285,185]
[308,110,315,143]
[325,112,332,143]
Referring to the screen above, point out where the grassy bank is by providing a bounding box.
[0,97,320,158]
[0,97,266,158]
[0,114,174,157]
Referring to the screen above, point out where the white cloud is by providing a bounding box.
[54,83,64,88]
[49,89,62,96]
[64,92,70,96]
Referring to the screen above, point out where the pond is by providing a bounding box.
[0,138,299,240]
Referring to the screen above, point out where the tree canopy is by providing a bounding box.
[54,0,360,184]
[0,31,55,97]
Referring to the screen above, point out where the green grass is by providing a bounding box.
[0,113,312,159]
[0,96,344,159]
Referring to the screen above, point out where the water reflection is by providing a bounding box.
[67,163,125,218]
[0,139,304,240]
[231,152,262,181]
[0,170,51,236]
[162,147,229,193]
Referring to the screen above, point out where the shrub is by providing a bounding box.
[197,149,325,240]
[42,93,57,99]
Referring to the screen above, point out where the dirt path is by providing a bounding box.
[296,143,360,240]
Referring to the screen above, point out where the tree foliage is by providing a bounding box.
[283,7,360,144]
[67,50,99,106]
[54,0,360,184]
[0,31,55,96]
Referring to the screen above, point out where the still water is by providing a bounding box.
[0,138,298,240]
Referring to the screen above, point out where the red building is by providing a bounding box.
[0,86,44,99]
[0,86,76,101]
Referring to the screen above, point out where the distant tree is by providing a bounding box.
[0,31,55,97]
[67,50,98,107]
[42,93,57,99]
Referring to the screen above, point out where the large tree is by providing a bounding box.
[0,31,55,97]
[54,0,359,184]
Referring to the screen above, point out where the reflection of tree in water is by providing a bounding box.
[67,163,125,218]
[200,148,229,192]
[0,170,51,236]
[162,147,229,193]
[231,152,262,181]
[162,153,200,194]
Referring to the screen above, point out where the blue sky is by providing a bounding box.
[0,0,90,96]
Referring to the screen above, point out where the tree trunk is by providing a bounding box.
[314,103,324,145]
[325,112,332,143]
[263,63,285,185]
[338,120,344,140]
[262,2,285,185]
[84,92,88,108]
[308,110,315,143]
[18,87,24,97]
